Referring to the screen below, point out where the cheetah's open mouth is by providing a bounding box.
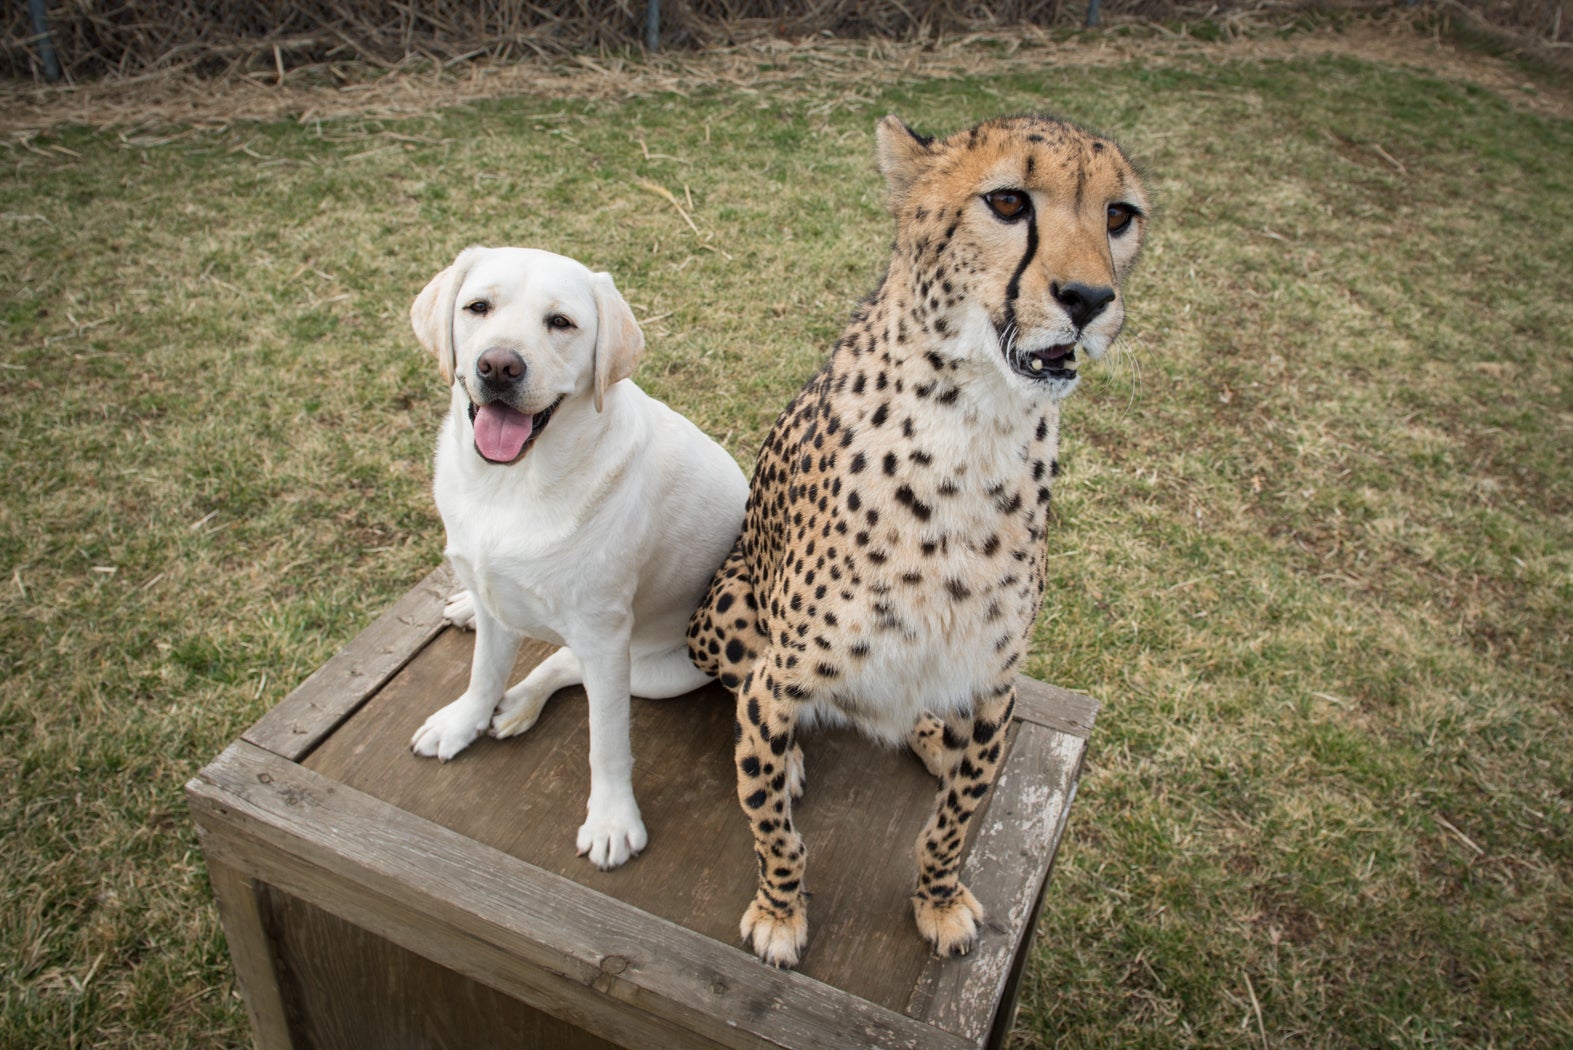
[467,396,563,465]
[1018,344,1077,381]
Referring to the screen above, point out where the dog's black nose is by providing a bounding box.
[1052,282,1116,330]
[475,347,526,391]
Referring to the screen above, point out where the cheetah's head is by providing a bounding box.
[877,114,1148,401]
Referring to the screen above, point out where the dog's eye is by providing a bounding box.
[984,189,1030,222]
[464,300,491,316]
[1107,203,1140,236]
[547,314,575,331]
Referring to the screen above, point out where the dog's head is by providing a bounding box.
[411,246,644,464]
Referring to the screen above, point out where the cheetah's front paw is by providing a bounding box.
[913,883,985,957]
[741,893,808,968]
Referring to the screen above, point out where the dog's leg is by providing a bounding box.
[575,625,647,870]
[910,685,1015,957]
[493,642,719,742]
[491,647,582,738]
[628,645,714,698]
[735,669,809,967]
[442,589,477,630]
[412,604,522,760]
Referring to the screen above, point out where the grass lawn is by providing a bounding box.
[2,26,1570,1049]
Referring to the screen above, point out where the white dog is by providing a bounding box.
[407,246,747,869]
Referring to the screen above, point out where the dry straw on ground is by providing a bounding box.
[2,0,1567,85]
[2,14,1569,140]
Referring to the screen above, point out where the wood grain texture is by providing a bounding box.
[257,884,624,1050]
[301,626,1011,1012]
[1011,675,1099,739]
[244,564,457,761]
[190,740,975,1050]
[906,723,1090,1043]
[202,857,294,1050]
[195,565,1100,1049]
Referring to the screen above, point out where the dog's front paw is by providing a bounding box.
[490,687,549,739]
[912,883,985,958]
[576,798,648,870]
[741,892,809,968]
[410,698,490,761]
[442,590,477,630]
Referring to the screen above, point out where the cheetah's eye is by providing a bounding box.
[983,189,1031,222]
[546,313,575,331]
[1107,203,1140,236]
[464,300,491,316]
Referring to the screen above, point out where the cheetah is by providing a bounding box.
[687,113,1149,968]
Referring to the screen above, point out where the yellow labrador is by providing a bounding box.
[408,246,746,869]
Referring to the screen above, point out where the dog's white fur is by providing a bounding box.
[408,246,747,869]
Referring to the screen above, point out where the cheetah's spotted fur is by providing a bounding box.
[688,113,1149,967]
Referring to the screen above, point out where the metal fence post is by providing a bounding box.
[646,0,660,51]
[28,0,62,81]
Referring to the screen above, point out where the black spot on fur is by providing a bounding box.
[894,486,933,521]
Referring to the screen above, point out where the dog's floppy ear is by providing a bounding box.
[411,246,483,383]
[591,272,644,413]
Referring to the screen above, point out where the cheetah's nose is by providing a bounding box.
[1052,282,1116,330]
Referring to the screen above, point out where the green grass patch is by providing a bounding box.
[2,41,1570,1048]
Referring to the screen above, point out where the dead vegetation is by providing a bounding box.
[2,0,1568,85]
[2,15,1569,140]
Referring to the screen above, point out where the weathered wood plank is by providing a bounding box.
[243,564,456,761]
[196,807,724,1050]
[256,884,624,1050]
[190,740,975,1050]
[302,625,1009,1014]
[202,856,295,1050]
[1011,675,1099,739]
[905,722,1090,1043]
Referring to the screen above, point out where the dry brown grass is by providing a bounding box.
[2,18,1569,141]
[3,0,1568,84]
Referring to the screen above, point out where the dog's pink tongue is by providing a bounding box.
[473,403,534,463]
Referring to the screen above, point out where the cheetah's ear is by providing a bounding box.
[875,115,936,207]
[412,245,484,384]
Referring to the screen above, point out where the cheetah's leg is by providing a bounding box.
[686,540,765,689]
[907,713,951,779]
[734,669,809,967]
[911,685,1016,957]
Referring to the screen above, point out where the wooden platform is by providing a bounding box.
[188,565,1097,1050]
